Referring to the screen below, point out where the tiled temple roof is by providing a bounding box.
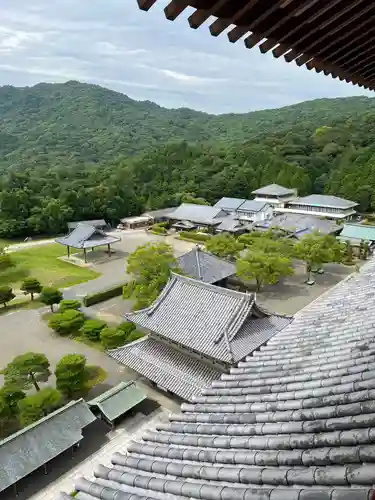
[177,246,236,284]
[65,258,375,499]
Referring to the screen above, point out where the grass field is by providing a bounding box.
[0,244,100,289]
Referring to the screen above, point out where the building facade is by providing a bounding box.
[277,194,358,220]
[252,183,297,208]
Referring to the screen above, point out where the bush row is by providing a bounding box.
[151,223,168,235]
[179,231,212,242]
[83,283,125,307]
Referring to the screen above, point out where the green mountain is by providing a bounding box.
[0,80,373,167]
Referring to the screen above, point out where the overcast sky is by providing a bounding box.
[0,0,372,114]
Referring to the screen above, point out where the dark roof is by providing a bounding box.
[237,200,271,212]
[169,203,226,225]
[64,259,375,499]
[257,213,340,236]
[138,1,375,91]
[88,381,146,423]
[125,273,291,364]
[142,207,176,219]
[289,194,358,209]
[0,399,95,493]
[67,219,106,230]
[109,336,222,401]
[216,216,248,233]
[214,197,247,211]
[172,219,197,229]
[177,246,236,284]
[55,223,121,249]
[252,184,295,196]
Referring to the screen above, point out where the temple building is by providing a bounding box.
[277,194,358,220]
[108,273,291,401]
[252,184,296,208]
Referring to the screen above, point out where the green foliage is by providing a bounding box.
[179,231,212,242]
[205,233,244,260]
[100,327,128,349]
[118,321,136,335]
[59,299,81,312]
[126,329,144,343]
[236,251,294,291]
[48,309,85,336]
[0,285,15,307]
[151,223,167,234]
[0,386,25,415]
[80,319,107,341]
[3,352,51,392]
[40,287,63,312]
[125,242,181,310]
[55,354,87,399]
[83,284,124,307]
[18,387,63,426]
[0,252,14,272]
[20,277,42,300]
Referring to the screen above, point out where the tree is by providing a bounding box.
[48,310,85,336]
[0,285,15,307]
[3,352,51,392]
[205,234,244,260]
[100,327,128,349]
[124,242,181,310]
[21,277,42,300]
[40,287,63,312]
[0,250,14,272]
[55,354,87,399]
[236,251,294,291]
[59,299,81,312]
[294,233,343,283]
[80,319,107,341]
[18,387,62,426]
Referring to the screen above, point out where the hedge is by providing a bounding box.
[179,231,212,243]
[151,223,167,235]
[83,283,125,307]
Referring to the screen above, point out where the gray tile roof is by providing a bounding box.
[88,381,146,423]
[289,194,358,209]
[63,260,375,500]
[125,273,291,364]
[169,204,226,225]
[252,183,295,196]
[142,207,176,219]
[177,247,236,284]
[215,216,247,233]
[237,200,270,213]
[257,213,340,236]
[68,219,106,230]
[0,399,95,493]
[55,223,121,249]
[108,337,222,401]
[214,197,247,211]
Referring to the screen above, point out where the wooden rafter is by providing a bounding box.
[137,0,375,90]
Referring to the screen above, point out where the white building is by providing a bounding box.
[214,197,273,223]
[252,184,297,208]
[277,194,358,220]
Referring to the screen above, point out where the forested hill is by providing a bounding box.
[0,80,374,166]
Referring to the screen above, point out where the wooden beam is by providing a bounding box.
[209,0,260,37]
[188,0,229,29]
[164,0,190,21]
[137,0,158,11]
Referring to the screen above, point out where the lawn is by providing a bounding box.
[1,244,100,289]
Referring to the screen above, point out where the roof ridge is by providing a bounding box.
[170,272,249,299]
[214,293,255,349]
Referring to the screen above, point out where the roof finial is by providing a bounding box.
[195,245,202,280]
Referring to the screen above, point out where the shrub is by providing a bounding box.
[118,321,136,336]
[80,319,107,341]
[48,310,85,336]
[59,299,81,312]
[151,223,167,235]
[126,329,144,343]
[100,327,128,349]
[0,285,15,307]
[55,354,87,399]
[83,284,125,307]
[179,231,211,242]
[40,287,63,312]
[20,277,42,300]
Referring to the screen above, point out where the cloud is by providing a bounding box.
[0,0,371,114]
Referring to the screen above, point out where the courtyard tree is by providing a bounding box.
[294,233,344,284]
[0,285,15,307]
[18,387,63,426]
[0,385,25,415]
[124,242,181,310]
[3,352,51,392]
[40,287,63,312]
[205,234,244,260]
[55,354,87,399]
[80,319,107,341]
[59,299,81,312]
[0,247,14,272]
[101,326,128,349]
[21,277,42,300]
[236,250,294,292]
[48,309,85,336]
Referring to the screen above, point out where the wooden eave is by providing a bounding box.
[137,0,375,90]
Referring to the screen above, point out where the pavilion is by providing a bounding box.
[55,223,121,262]
[108,273,291,400]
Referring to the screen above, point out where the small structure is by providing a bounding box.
[0,399,95,496]
[56,223,121,262]
[109,273,291,401]
[338,223,375,256]
[255,213,340,239]
[278,194,358,220]
[215,215,249,235]
[235,200,273,223]
[141,207,176,224]
[88,381,147,428]
[169,203,226,230]
[177,246,236,286]
[214,197,247,214]
[252,184,296,208]
[119,215,152,230]
[67,219,107,232]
